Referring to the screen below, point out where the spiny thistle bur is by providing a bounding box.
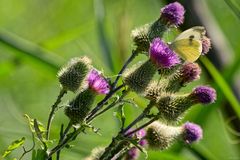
[155,86,216,122]
[58,56,92,92]
[132,2,185,52]
[65,69,110,123]
[123,37,180,94]
[145,121,202,150]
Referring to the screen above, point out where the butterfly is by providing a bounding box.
[169,26,206,62]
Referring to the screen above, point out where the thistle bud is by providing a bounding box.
[123,60,156,94]
[144,81,164,101]
[165,62,201,93]
[145,121,182,150]
[64,89,96,123]
[58,56,92,92]
[156,94,192,122]
[131,24,150,53]
[201,36,211,55]
[156,86,216,122]
[160,2,185,26]
[65,69,110,123]
[182,122,203,144]
[149,38,180,69]
[147,19,168,42]
[190,86,216,104]
[145,121,202,150]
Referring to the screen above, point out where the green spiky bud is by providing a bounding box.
[84,147,105,160]
[145,121,182,150]
[157,64,181,77]
[131,24,150,53]
[156,94,193,123]
[58,56,92,92]
[65,89,96,123]
[123,60,157,94]
[164,63,201,93]
[147,19,168,42]
[144,81,164,101]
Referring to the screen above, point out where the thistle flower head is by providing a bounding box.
[58,56,92,92]
[182,122,203,144]
[87,69,110,94]
[191,86,216,104]
[149,38,180,68]
[160,2,185,26]
[180,62,201,84]
[201,36,211,55]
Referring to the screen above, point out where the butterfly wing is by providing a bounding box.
[170,26,206,62]
[170,39,202,62]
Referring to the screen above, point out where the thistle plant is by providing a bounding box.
[2,2,217,160]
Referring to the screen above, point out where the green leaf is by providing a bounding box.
[2,137,25,158]
[31,149,47,160]
[24,114,46,134]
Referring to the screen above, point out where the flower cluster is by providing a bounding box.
[13,1,215,160]
[63,1,215,160]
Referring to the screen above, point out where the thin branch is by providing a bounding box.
[46,89,67,140]
[121,102,154,134]
[19,132,35,160]
[86,84,125,121]
[112,50,138,89]
[87,89,130,122]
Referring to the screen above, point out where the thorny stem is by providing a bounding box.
[86,84,125,121]
[112,50,138,89]
[87,89,130,122]
[99,134,122,160]
[46,88,67,140]
[99,102,155,160]
[47,125,85,159]
[126,117,157,137]
[121,102,154,134]
[56,124,64,160]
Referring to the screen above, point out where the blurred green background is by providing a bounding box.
[0,0,240,159]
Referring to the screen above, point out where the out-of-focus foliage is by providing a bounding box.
[0,0,240,159]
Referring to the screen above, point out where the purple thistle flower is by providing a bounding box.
[191,86,216,104]
[180,62,201,84]
[201,36,211,55]
[149,38,180,68]
[139,139,148,146]
[160,2,185,26]
[183,122,203,144]
[126,147,140,160]
[87,69,110,94]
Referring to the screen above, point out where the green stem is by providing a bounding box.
[87,89,130,122]
[121,102,154,134]
[46,88,67,140]
[47,125,85,159]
